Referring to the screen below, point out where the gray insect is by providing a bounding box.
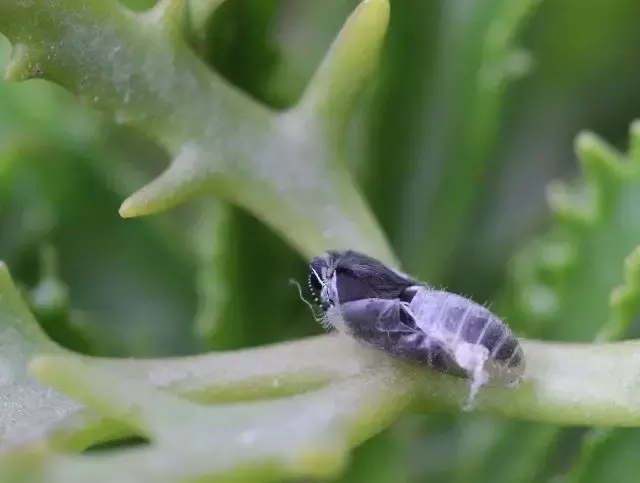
[307,250,525,407]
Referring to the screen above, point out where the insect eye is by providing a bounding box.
[308,257,328,302]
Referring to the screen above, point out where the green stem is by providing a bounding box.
[40,333,640,456]
[0,0,395,264]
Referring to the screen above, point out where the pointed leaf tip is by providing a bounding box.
[297,0,390,137]
[120,146,208,218]
[599,245,640,342]
[576,131,621,160]
[576,131,625,216]
[118,197,140,218]
[545,181,593,227]
[576,131,624,179]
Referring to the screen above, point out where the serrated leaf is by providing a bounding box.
[456,122,640,483]
[566,245,640,483]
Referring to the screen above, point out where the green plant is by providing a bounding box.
[1,0,640,482]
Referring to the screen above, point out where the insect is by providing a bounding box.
[306,250,525,407]
[307,249,423,307]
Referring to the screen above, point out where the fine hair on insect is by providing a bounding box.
[303,249,526,409]
[289,278,333,331]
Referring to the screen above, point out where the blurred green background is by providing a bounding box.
[2,0,640,481]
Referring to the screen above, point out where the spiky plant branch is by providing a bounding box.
[0,0,395,264]
[2,1,640,482]
[456,122,640,483]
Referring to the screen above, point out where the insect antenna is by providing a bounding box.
[289,278,326,324]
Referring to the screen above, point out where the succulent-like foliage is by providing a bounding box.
[0,0,395,264]
[456,122,640,483]
[0,260,640,482]
[2,0,640,482]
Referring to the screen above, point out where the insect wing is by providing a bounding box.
[336,297,465,376]
[336,298,409,342]
[405,287,438,331]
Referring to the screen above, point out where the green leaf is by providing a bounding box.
[3,243,640,481]
[563,122,640,483]
[4,1,640,482]
[0,0,396,265]
[0,262,79,450]
[456,122,640,483]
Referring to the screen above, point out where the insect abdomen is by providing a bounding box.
[409,290,525,386]
[333,290,525,387]
[416,292,521,363]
